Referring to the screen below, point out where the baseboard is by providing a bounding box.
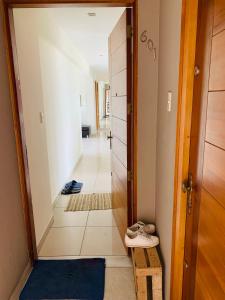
[9,261,32,300]
[37,215,54,254]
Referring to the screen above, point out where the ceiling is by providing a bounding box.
[47,7,125,80]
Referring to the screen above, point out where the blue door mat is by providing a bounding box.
[20,258,105,300]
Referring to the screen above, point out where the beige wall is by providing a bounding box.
[156,0,182,299]
[14,11,54,246]
[137,0,160,222]
[0,5,30,299]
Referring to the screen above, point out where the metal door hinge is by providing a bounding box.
[127,25,133,39]
[127,103,133,115]
[182,173,193,215]
[128,170,133,182]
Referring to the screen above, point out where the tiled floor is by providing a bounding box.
[39,121,136,299]
[39,209,126,257]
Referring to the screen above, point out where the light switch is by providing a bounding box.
[167,91,172,112]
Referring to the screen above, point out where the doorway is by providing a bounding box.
[3,0,138,269]
[4,4,138,298]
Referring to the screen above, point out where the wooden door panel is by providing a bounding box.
[109,8,132,242]
[112,153,127,190]
[213,0,225,35]
[111,70,127,97]
[111,96,127,121]
[111,116,127,144]
[205,91,225,149]
[203,142,225,209]
[183,1,225,298]
[110,12,126,54]
[112,137,127,168]
[112,171,127,235]
[195,269,212,300]
[195,189,225,298]
[209,30,225,91]
[111,41,126,76]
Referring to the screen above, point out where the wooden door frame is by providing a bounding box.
[94,81,100,131]
[104,87,109,117]
[170,0,199,299]
[1,0,138,263]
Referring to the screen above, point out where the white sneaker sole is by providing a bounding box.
[125,235,159,248]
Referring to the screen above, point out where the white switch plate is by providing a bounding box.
[167,91,172,112]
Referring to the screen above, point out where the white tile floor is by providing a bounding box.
[39,120,136,299]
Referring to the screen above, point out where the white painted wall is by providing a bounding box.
[14,11,53,246]
[137,0,160,222]
[39,38,84,201]
[80,77,96,135]
[13,9,96,244]
[156,1,182,299]
[137,2,182,298]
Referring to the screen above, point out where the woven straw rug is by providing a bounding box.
[65,193,112,211]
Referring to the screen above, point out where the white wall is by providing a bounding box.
[137,0,160,222]
[13,9,96,244]
[156,0,182,299]
[14,11,53,246]
[81,77,96,135]
[137,2,183,298]
[39,38,84,201]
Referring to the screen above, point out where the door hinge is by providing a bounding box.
[128,170,133,182]
[127,103,133,115]
[127,25,133,39]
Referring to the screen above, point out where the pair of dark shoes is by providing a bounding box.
[61,180,83,195]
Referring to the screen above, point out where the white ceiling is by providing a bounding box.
[47,7,125,79]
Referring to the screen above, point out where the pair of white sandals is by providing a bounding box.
[125,221,159,248]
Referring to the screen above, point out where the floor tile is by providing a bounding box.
[87,210,116,227]
[54,195,70,208]
[81,227,126,256]
[104,256,133,267]
[52,208,89,227]
[39,227,85,256]
[94,175,111,193]
[104,268,136,300]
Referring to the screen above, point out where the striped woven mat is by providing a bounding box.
[65,193,112,211]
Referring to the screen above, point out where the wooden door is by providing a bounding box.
[109,9,133,240]
[183,0,225,299]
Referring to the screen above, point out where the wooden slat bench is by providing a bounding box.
[131,247,162,300]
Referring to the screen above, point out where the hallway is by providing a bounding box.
[37,126,136,299]
[39,125,127,260]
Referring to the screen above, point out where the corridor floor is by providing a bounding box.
[39,124,136,299]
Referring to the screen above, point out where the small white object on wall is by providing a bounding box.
[167,91,172,112]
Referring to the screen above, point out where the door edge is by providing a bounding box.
[170,0,199,299]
